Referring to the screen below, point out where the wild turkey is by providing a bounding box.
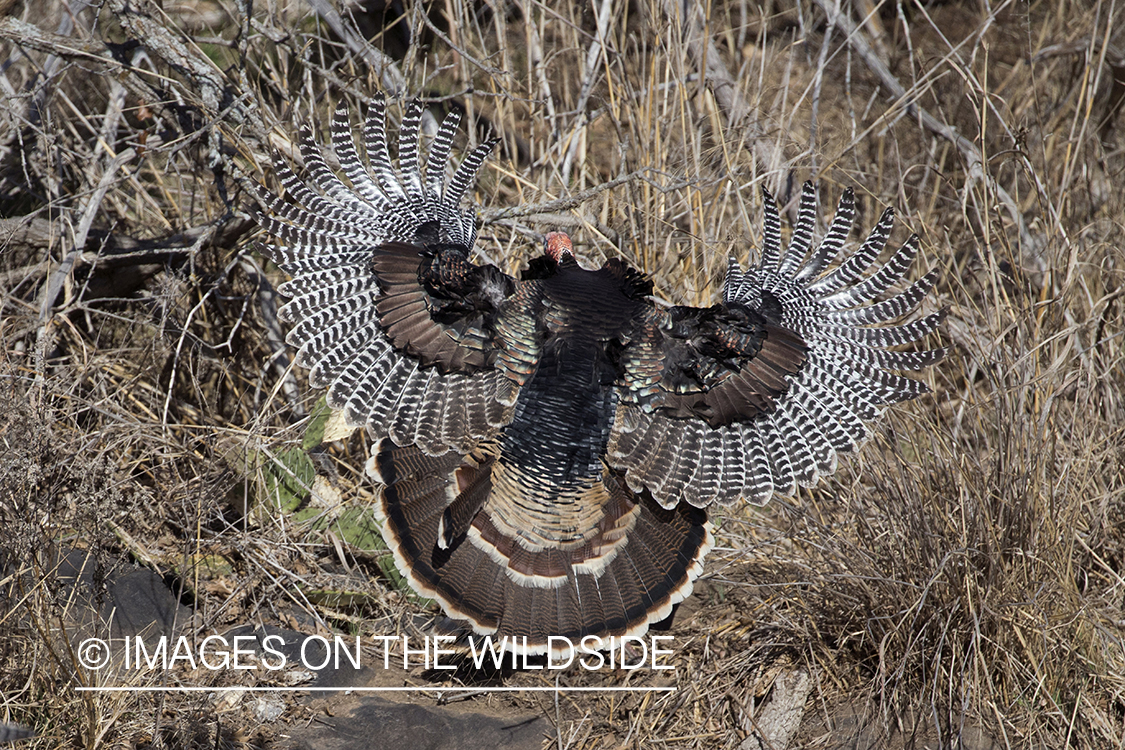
[250,95,945,655]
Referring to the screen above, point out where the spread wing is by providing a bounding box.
[251,95,520,455]
[610,182,946,507]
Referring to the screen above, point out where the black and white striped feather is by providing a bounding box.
[607,182,945,508]
[253,95,505,454]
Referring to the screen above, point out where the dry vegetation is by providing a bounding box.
[1,0,1123,747]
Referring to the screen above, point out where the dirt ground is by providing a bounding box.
[1,0,1123,748]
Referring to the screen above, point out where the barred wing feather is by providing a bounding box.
[608,182,946,508]
[254,95,512,456]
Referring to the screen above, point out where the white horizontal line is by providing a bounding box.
[74,686,675,693]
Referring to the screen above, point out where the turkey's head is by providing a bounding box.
[544,231,574,263]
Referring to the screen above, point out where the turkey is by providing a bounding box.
[250,95,945,655]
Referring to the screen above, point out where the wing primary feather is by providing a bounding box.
[364,93,407,202]
[396,100,426,200]
[808,207,894,296]
[426,109,462,200]
[332,103,392,210]
[758,186,783,271]
[825,269,939,324]
[823,234,921,306]
[778,181,819,277]
[795,187,854,284]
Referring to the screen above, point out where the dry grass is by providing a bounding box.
[1,0,1123,747]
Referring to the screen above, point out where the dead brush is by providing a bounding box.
[706,190,1125,746]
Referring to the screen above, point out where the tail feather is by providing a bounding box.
[570,573,605,635]
[438,540,507,629]
[592,562,630,632]
[372,440,711,654]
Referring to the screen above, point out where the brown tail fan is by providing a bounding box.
[370,438,713,655]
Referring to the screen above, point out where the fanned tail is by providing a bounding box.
[371,439,712,655]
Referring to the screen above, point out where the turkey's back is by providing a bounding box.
[372,260,713,655]
[502,260,638,505]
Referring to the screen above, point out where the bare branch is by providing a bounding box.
[658,0,787,183]
[480,167,688,223]
[811,0,1043,274]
